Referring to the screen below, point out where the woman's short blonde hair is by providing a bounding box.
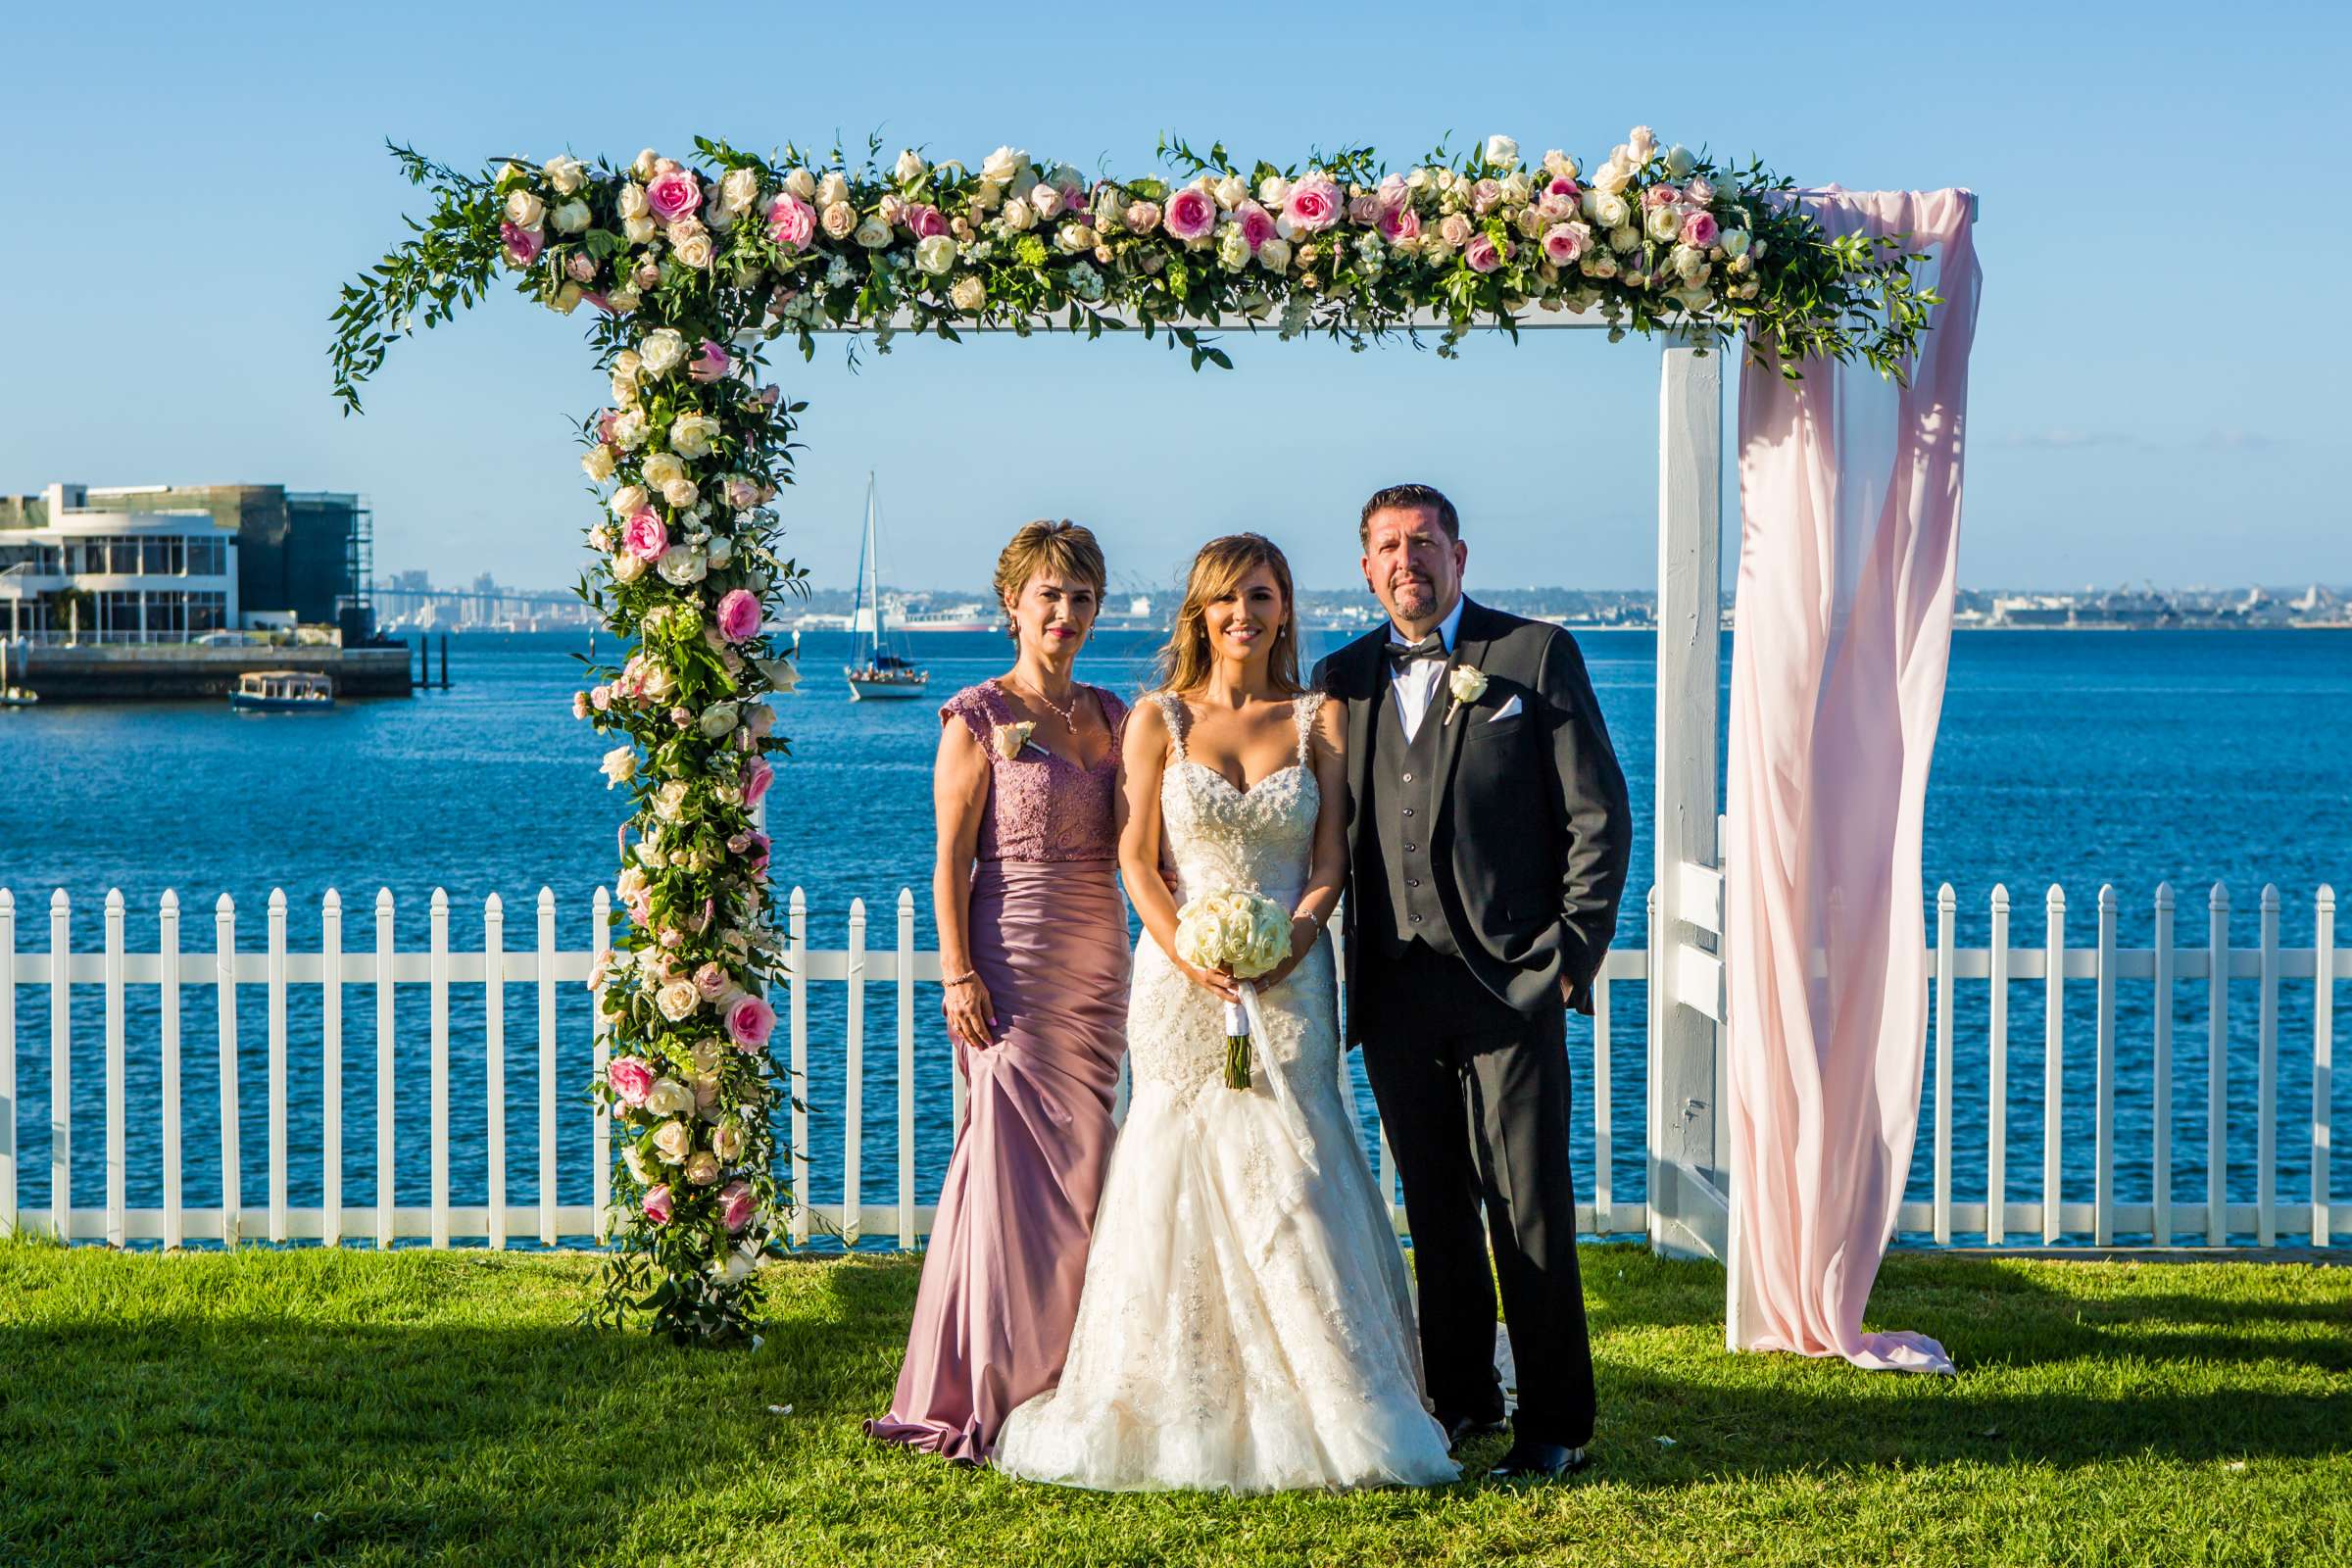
[993,520,1107,639]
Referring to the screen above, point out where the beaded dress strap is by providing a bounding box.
[1151,692,1190,762]
[1292,691,1324,767]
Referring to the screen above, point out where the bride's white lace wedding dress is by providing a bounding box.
[993,693,1458,1493]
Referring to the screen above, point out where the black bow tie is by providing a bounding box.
[1386,634,1446,669]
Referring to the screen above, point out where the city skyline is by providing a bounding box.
[9,3,2347,597]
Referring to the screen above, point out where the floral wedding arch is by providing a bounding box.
[333,128,1939,1345]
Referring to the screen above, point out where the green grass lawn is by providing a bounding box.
[1,1241,2345,1567]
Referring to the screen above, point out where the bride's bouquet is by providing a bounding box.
[1173,889,1293,1089]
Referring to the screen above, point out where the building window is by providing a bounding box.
[189,591,225,634]
[143,536,186,575]
[100,589,143,641]
[187,536,225,576]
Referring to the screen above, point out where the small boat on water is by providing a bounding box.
[844,473,929,702]
[229,669,335,711]
[0,642,35,707]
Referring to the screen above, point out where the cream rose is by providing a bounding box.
[504,189,546,228]
[641,451,685,491]
[639,329,687,376]
[950,274,986,312]
[672,226,713,270]
[914,234,956,275]
[656,978,701,1022]
[581,444,617,482]
[685,1151,721,1187]
[853,215,892,249]
[820,201,857,240]
[600,745,637,786]
[719,167,760,215]
[611,551,647,584]
[618,182,650,220]
[999,197,1036,232]
[817,172,850,207]
[650,1117,694,1164]
[784,167,816,200]
[699,703,739,739]
[544,156,585,195]
[711,1121,746,1161]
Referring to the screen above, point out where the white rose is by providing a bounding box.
[711,1121,745,1160]
[1447,663,1489,709]
[551,199,592,236]
[1055,221,1093,255]
[621,215,656,245]
[785,167,817,200]
[639,329,686,376]
[600,745,637,786]
[660,481,702,516]
[543,156,585,195]
[1258,173,1291,208]
[950,274,986,312]
[650,1118,694,1164]
[609,483,648,519]
[1217,226,1250,270]
[618,183,650,220]
[611,551,647,584]
[981,146,1028,184]
[914,234,956,275]
[1721,228,1751,260]
[816,172,850,207]
[893,148,926,183]
[581,444,617,482]
[638,661,676,703]
[1609,223,1641,254]
[657,978,701,1022]
[699,703,738,738]
[673,227,713,270]
[1484,134,1520,169]
[504,189,546,228]
[999,197,1035,232]
[669,413,718,459]
[1628,125,1658,164]
[993,720,1035,760]
[653,778,691,822]
[1664,144,1696,179]
[611,368,641,407]
[719,167,760,215]
[1644,205,1684,243]
[641,452,685,490]
[684,1151,721,1187]
[622,1144,651,1184]
[1593,161,1634,196]
[853,215,892,249]
[1212,173,1247,211]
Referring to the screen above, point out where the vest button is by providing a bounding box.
[1401,771,1414,783]
[1406,878,1420,889]
[1402,807,1414,817]
[1403,843,1416,854]
[1410,914,1423,923]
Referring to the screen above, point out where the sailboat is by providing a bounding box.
[843,473,929,702]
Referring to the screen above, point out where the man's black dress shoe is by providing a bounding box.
[1438,1413,1509,1452]
[1488,1441,1589,1480]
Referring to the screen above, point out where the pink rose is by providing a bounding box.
[1163,187,1216,242]
[1124,200,1161,234]
[1680,211,1720,249]
[500,221,544,266]
[1464,233,1505,273]
[1470,178,1501,217]
[609,1055,656,1105]
[905,203,947,238]
[645,169,703,223]
[622,510,668,562]
[718,1179,756,1233]
[694,961,729,1000]
[570,691,591,720]
[642,1184,673,1225]
[765,193,815,250]
[1235,200,1276,252]
[1282,173,1341,234]
[1376,173,1409,212]
[1437,213,1473,250]
[716,587,762,643]
[688,340,732,383]
[1542,223,1588,265]
[596,409,618,444]
[1642,183,1681,210]
[1348,194,1381,225]
[565,253,598,283]
[1547,175,1582,202]
[590,685,613,712]
[1379,204,1421,243]
[726,993,776,1051]
[744,831,770,870]
[742,757,773,808]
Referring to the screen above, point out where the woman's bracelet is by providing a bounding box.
[943,968,979,988]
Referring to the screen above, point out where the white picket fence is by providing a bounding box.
[1,880,2341,1252]
[1913,881,2338,1248]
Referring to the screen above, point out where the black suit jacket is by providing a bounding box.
[1313,598,1633,1037]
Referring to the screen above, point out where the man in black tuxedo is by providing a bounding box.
[1311,483,1632,1481]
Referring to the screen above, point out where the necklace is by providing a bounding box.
[1009,675,1085,731]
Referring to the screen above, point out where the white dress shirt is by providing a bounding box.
[1385,596,1465,742]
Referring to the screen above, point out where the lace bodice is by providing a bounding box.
[941,680,1128,862]
[1153,691,1323,905]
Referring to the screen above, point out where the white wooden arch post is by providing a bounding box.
[792,307,1733,1262]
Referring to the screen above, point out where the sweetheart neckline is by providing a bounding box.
[1180,758,1309,799]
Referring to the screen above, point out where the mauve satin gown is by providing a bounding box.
[865,679,1131,1464]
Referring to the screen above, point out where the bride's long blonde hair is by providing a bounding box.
[1153,533,1304,697]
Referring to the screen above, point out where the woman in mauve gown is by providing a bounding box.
[865,519,1131,1465]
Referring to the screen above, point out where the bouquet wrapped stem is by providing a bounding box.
[1222,989,1254,1090]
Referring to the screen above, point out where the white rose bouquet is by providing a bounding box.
[1172,888,1293,1089]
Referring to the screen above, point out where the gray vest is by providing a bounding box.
[1365,680,1455,958]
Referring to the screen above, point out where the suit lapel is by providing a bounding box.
[1430,597,1492,805]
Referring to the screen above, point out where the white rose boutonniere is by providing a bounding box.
[1445,663,1489,725]
[994,720,1036,760]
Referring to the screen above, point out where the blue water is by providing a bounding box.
[3,628,2348,1244]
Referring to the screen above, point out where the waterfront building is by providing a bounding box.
[0,481,373,644]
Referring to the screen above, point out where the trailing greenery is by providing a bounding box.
[5,1241,2343,1566]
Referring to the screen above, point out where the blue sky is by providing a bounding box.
[7,1,2345,597]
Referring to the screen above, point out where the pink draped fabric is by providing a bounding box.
[1725,188,1980,1375]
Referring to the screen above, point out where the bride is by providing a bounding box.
[994,534,1458,1493]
